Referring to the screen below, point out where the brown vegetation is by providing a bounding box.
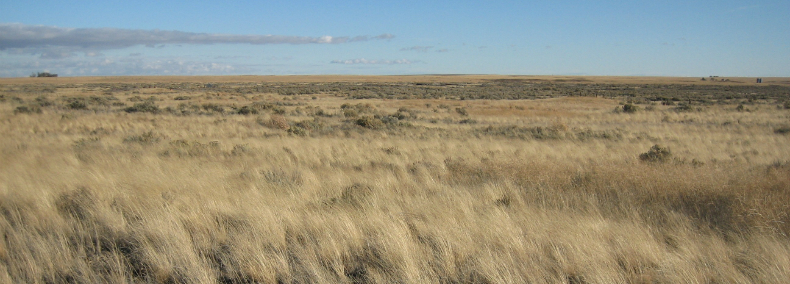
[1,76,789,283]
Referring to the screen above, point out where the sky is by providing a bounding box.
[1,0,788,77]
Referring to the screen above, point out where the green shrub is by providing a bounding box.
[35,96,53,107]
[774,126,790,135]
[67,99,88,110]
[622,104,639,113]
[201,103,224,113]
[356,116,384,129]
[237,106,259,115]
[288,126,308,136]
[124,101,160,114]
[673,104,701,112]
[343,109,359,118]
[639,144,672,163]
[272,107,286,115]
[14,105,42,114]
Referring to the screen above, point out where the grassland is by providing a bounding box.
[1,75,789,283]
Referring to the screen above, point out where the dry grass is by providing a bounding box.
[1,76,789,283]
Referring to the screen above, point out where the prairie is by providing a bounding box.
[1,76,789,283]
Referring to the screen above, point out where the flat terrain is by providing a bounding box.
[3,74,790,85]
[1,76,789,283]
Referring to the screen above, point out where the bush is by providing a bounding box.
[639,144,672,163]
[201,103,225,113]
[236,106,259,115]
[455,107,469,116]
[673,104,700,112]
[272,107,286,115]
[123,131,161,145]
[35,96,53,107]
[356,116,384,129]
[774,126,790,135]
[14,105,42,114]
[622,104,639,113]
[288,126,308,136]
[342,109,359,118]
[67,99,88,110]
[124,101,160,114]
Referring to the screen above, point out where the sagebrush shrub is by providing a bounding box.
[14,105,42,114]
[622,103,639,113]
[236,106,258,115]
[355,116,384,129]
[639,144,671,162]
[67,99,88,110]
[123,131,161,145]
[124,101,160,113]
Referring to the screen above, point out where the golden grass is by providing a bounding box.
[1,77,789,283]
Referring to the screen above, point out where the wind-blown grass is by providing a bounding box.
[1,77,789,283]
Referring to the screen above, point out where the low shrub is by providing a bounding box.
[123,131,161,145]
[622,103,639,113]
[67,99,88,110]
[202,103,225,113]
[355,116,384,129]
[343,109,359,118]
[236,106,259,115]
[124,101,160,114]
[639,144,672,163]
[455,107,469,116]
[774,126,790,135]
[14,105,42,114]
[288,126,309,136]
[35,96,53,107]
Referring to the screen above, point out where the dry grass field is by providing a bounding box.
[1,75,789,283]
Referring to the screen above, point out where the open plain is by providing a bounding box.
[1,75,789,283]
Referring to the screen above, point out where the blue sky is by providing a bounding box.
[1,0,788,77]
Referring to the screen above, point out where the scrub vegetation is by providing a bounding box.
[1,75,789,283]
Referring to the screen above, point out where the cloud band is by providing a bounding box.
[0,23,394,50]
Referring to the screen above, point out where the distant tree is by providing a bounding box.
[32,72,58,77]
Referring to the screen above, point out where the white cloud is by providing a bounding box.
[330,58,419,65]
[0,23,395,57]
